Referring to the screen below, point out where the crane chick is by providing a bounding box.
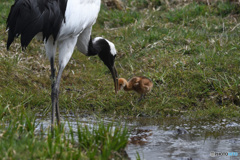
[118,76,153,102]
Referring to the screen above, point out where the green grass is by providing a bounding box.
[1,0,240,120]
[1,0,240,159]
[0,107,129,159]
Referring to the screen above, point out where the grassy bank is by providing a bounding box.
[1,0,239,118]
[0,0,240,158]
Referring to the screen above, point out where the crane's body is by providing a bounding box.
[7,0,118,130]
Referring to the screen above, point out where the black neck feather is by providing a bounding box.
[87,37,115,69]
[87,37,99,56]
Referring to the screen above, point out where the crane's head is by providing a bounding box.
[93,37,118,94]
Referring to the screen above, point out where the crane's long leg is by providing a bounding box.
[50,64,63,131]
[45,38,57,132]
[54,65,64,125]
[54,36,78,124]
[50,57,56,130]
[47,36,78,131]
[50,61,61,127]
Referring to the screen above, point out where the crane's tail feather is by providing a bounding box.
[6,0,68,50]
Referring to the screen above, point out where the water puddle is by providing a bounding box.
[126,118,240,160]
[35,115,240,160]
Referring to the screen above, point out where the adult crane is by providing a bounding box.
[6,0,118,129]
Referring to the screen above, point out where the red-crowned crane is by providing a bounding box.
[6,0,118,129]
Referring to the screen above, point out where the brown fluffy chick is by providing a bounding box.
[118,76,153,101]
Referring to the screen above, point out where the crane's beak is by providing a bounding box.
[109,66,118,94]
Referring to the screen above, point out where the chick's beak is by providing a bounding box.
[109,66,118,94]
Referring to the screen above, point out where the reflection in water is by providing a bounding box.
[35,115,240,160]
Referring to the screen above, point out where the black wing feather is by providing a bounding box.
[6,0,68,50]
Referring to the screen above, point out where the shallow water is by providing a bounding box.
[35,115,240,160]
[126,118,240,160]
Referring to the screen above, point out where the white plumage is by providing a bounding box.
[48,0,101,62]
